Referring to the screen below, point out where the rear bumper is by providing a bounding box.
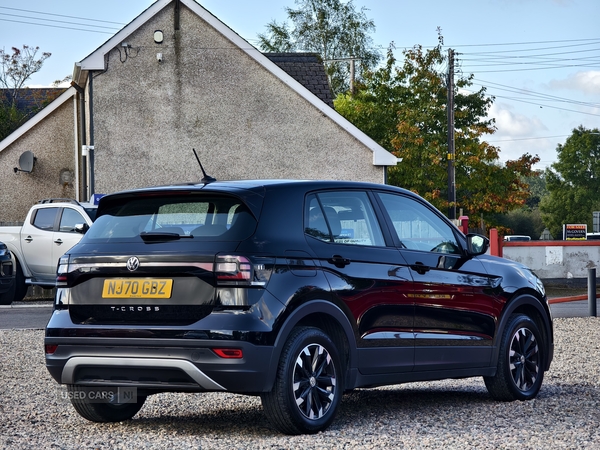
[45,338,276,393]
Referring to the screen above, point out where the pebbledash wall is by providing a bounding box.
[502,241,600,281]
[83,2,390,195]
[0,90,78,222]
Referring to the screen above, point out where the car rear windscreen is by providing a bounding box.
[82,194,256,243]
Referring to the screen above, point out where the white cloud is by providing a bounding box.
[548,71,600,96]
[484,102,556,168]
[488,102,547,138]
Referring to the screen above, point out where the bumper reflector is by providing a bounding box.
[212,348,243,359]
[45,344,58,354]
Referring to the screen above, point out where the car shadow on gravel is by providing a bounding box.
[336,385,493,421]
[123,395,274,436]
[104,386,495,437]
[71,381,597,440]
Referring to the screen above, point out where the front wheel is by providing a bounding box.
[261,326,343,435]
[67,385,147,422]
[484,313,545,401]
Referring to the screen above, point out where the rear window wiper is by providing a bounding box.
[139,231,192,242]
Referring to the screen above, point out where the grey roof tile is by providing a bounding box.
[264,53,334,108]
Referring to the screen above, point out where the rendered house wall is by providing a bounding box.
[89,4,384,194]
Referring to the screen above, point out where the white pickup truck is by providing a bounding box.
[0,199,97,304]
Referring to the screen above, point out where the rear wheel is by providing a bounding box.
[67,385,147,422]
[261,326,343,435]
[484,313,545,401]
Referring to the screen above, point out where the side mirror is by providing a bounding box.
[466,234,489,256]
[75,223,90,234]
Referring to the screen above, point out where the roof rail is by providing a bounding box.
[38,198,81,205]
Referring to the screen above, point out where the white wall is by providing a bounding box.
[502,242,600,279]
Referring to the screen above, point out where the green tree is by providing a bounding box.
[523,170,548,209]
[335,39,539,226]
[539,126,600,239]
[257,0,380,95]
[492,207,545,239]
[0,45,52,141]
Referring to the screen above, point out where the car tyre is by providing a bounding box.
[67,385,147,422]
[13,262,28,303]
[261,326,343,435]
[484,313,545,401]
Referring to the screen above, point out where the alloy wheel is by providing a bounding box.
[509,327,540,392]
[292,343,337,420]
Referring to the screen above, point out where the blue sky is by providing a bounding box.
[1,0,599,169]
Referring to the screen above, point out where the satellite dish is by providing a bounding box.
[14,151,36,174]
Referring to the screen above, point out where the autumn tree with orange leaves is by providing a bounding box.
[335,37,539,228]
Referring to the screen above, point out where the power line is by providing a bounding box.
[0,18,117,34]
[449,37,600,48]
[472,79,600,109]
[0,6,126,26]
[0,12,122,31]
[463,87,600,117]
[461,42,600,56]
[460,61,600,73]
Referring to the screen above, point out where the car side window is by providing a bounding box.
[32,208,58,231]
[59,208,86,233]
[305,191,385,247]
[377,192,460,254]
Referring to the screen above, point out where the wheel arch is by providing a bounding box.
[264,300,358,392]
[493,292,553,371]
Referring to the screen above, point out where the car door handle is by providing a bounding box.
[54,239,63,245]
[24,236,33,242]
[410,262,430,275]
[328,255,350,268]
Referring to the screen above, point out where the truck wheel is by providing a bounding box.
[261,326,343,435]
[13,262,28,303]
[484,313,545,401]
[67,385,147,422]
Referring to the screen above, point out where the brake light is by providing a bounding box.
[215,255,273,287]
[56,255,70,284]
[45,344,58,354]
[212,348,243,359]
[215,255,252,282]
[214,254,274,306]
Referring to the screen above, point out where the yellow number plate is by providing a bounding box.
[102,279,173,299]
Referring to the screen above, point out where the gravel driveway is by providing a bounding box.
[1,318,599,449]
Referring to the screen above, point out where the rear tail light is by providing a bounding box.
[212,348,243,359]
[215,255,273,287]
[215,255,252,283]
[215,254,273,306]
[56,255,70,284]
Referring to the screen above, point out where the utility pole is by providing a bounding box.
[349,55,355,96]
[447,48,456,221]
[323,56,360,96]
